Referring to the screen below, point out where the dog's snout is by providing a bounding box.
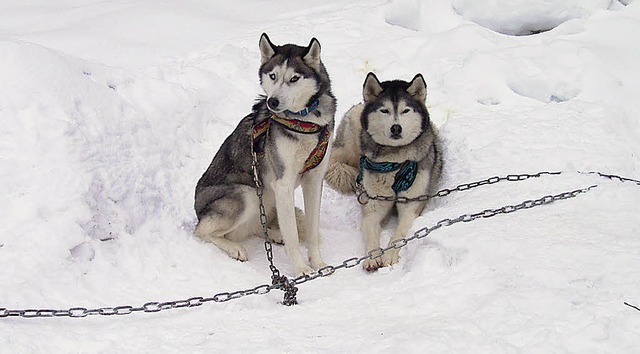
[390,124,402,136]
[267,97,280,110]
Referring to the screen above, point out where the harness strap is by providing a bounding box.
[271,115,324,134]
[302,127,331,173]
[357,156,418,193]
[252,115,330,174]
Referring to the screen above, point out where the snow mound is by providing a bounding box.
[0,39,203,261]
[384,0,461,33]
[452,0,614,35]
[384,0,421,31]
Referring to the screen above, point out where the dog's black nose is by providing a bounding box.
[390,124,402,136]
[267,97,280,110]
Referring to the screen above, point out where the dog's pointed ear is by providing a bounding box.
[406,73,427,102]
[363,72,383,103]
[259,33,276,65]
[303,37,321,68]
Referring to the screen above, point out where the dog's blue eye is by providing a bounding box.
[380,108,390,114]
[402,108,411,114]
[269,73,276,80]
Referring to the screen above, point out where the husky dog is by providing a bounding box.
[325,73,442,271]
[194,33,336,276]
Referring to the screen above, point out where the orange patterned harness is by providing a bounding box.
[252,114,331,174]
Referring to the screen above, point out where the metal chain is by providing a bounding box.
[357,171,564,204]
[357,171,640,204]
[2,170,637,318]
[0,282,276,318]
[291,183,598,285]
[585,171,640,185]
[250,131,298,306]
[250,139,278,278]
[624,302,640,312]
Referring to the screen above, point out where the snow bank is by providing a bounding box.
[384,0,462,33]
[451,0,615,35]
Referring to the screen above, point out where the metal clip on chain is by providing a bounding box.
[271,275,298,306]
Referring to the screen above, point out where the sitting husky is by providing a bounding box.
[195,33,336,276]
[325,73,442,271]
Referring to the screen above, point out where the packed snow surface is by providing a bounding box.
[1,0,639,352]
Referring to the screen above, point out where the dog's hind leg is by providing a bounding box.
[195,217,249,261]
[194,187,255,261]
[267,207,306,244]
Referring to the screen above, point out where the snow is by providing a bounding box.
[1,0,640,352]
[451,0,617,35]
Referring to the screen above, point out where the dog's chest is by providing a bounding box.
[276,134,319,164]
[362,169,396,195]
[361,149,426,197]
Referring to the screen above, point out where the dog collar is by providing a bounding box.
[251,116,331,174]
[357,156,418,193]
[286,99,319,117]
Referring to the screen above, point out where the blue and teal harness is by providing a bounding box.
[356,156,418,194]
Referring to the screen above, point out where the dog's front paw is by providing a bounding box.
[381,250,399,267]
[267,228,284,245]
[310,259,328,271]
[295,264,316,277]
[225,244,249,262]
[362,258,382,272]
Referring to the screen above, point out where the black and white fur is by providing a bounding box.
[325,73,442,271]
[195,33,336,276]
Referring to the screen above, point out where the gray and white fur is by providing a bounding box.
[325,72,442,271]
[195,33,336,276]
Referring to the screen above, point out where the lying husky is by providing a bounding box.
[195,33,336,276]
[325,73,442,271]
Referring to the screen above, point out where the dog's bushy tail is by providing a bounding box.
[324,104,363,195]
[325,158,359,195]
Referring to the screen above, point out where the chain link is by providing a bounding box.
[2,170,637,318]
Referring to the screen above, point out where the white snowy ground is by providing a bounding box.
[1,0,640,352]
